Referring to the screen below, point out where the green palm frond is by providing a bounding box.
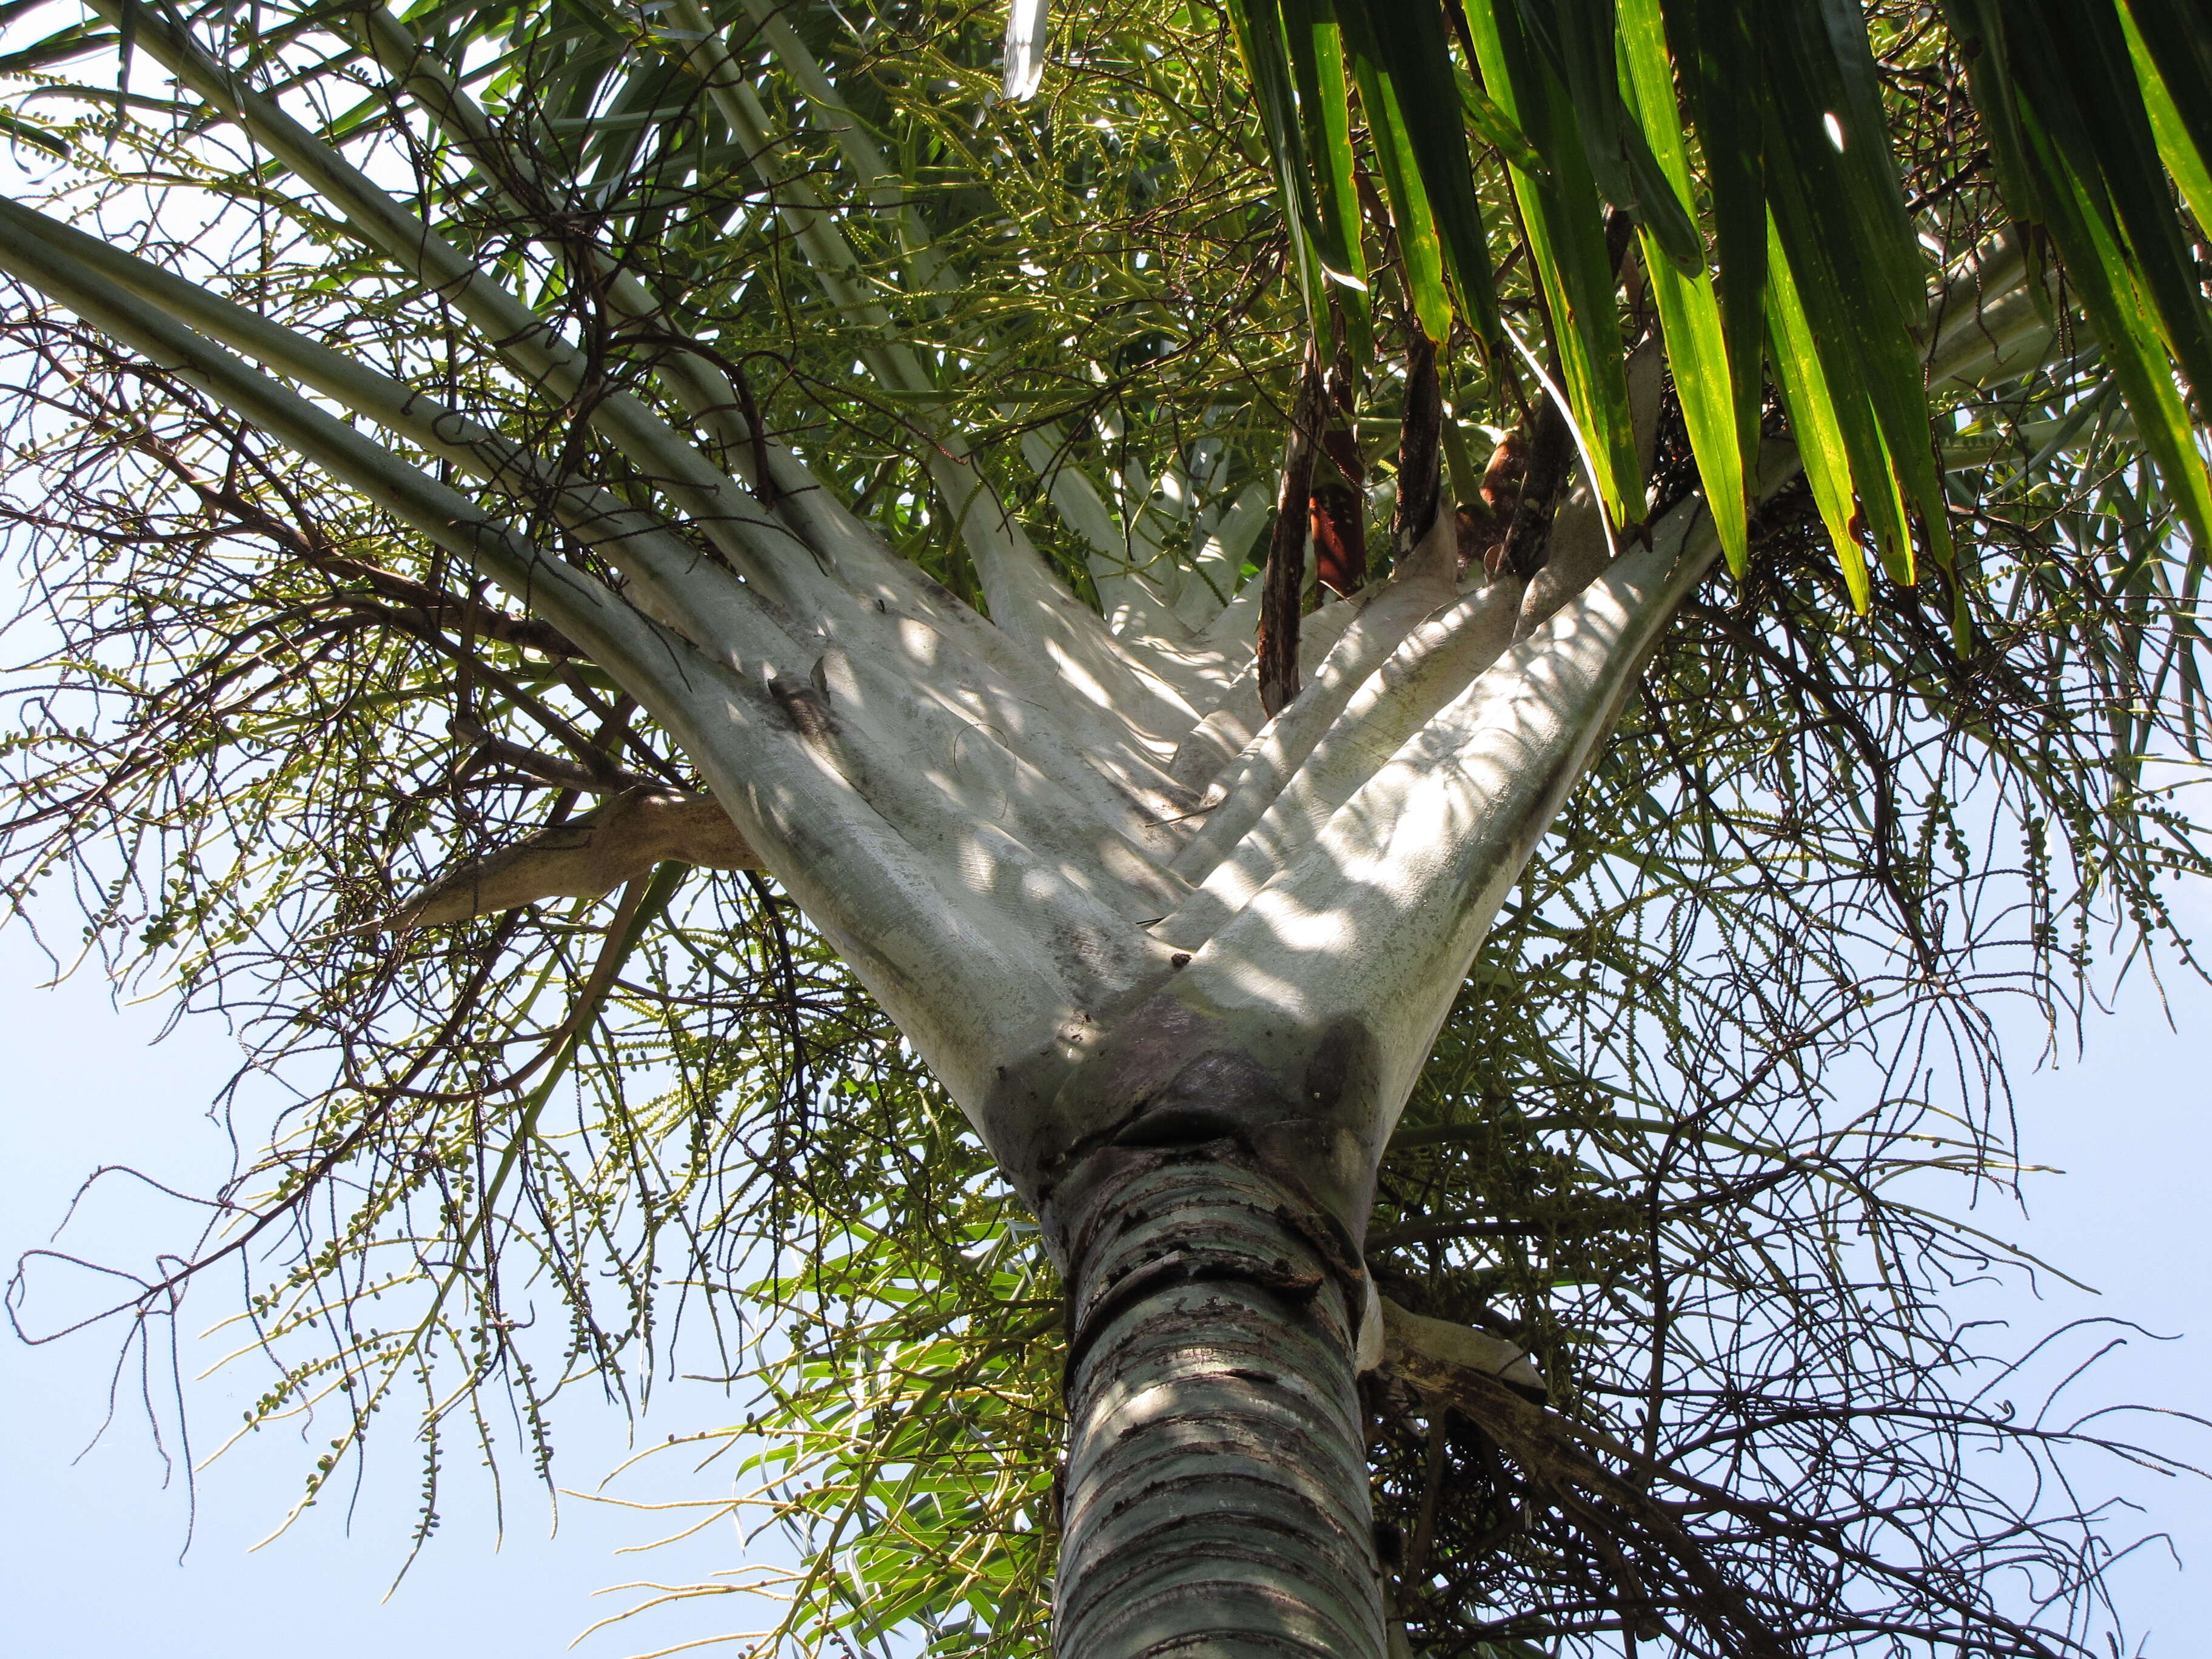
[1219,0,2212,605]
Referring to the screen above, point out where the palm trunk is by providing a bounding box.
[1049,1152,1387,1659]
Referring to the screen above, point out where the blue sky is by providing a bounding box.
[4,912,2209,1657]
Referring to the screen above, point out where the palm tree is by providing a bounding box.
[2,2,2207,1655]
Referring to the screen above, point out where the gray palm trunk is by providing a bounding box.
[0,3,2056,1651]
[1053,1157,1382,1655]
